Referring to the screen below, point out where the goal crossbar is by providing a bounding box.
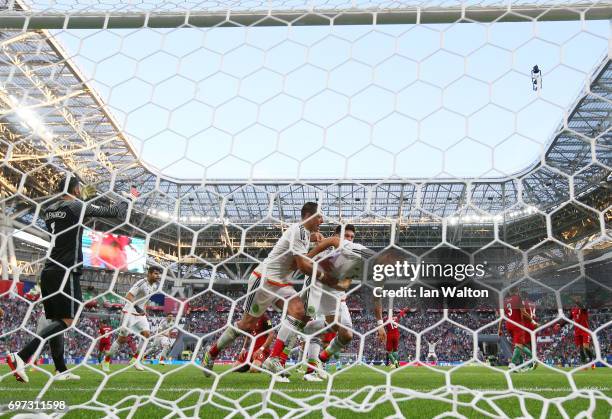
[0,5,609,30]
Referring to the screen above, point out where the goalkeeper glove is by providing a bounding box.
[81,184,97,201]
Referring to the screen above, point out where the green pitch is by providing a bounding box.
[1,364,610,418]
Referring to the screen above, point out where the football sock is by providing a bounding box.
[271,316,304,359]
[132,338,146,359]
[521,346,532,360]
[159,346,170,359]
[319,337,348,362]
[107,340,120,358]
[210,326,240,358]
[306,338,321,373]
[271,339,286,359]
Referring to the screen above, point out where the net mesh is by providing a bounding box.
[0,1,610,417]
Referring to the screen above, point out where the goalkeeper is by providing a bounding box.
[8,175,136,383]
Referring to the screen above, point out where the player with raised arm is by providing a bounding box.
[8,174,133,383]
[98,319,113,372]
[104,266,163,371]
[369,248,416,354]
[426,339,439,363]
[203,202,332,381]
[385,308,408,368]
[144,314,176,365]
[498,286,537,371]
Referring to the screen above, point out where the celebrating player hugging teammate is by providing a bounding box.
[499,286,538,372]
[202,202,337,379]
[104,265,163,371]
[301,224,375,382]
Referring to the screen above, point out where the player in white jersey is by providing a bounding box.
[301,224,374,381]
[427,340,439,363]
[105,266,162,371]
[204,202,337,379]
[144,314,175,365]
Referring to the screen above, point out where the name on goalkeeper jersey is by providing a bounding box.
[372,262,486,282]
[373,286,489,299]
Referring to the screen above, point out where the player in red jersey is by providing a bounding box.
[520,291,538,370]
[570,296,595,367]
[97,320,113,372]
[385,309,407,368]
[321,331,337,347]
[522,298,537,332]
[233,313,274,373]
[498,287,537,370]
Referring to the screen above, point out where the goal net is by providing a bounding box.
[0,0,610,417]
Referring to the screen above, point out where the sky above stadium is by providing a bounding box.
[54,19,609,181]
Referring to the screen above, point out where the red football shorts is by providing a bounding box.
[574,333,591,346]
[253,348,270,363]
[386,335,399,352]
[99,341,111,353]
[510,326,529,346]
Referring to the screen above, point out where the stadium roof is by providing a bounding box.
[0,27,610,226]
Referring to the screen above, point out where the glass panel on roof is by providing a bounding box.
[25,18,607,180]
